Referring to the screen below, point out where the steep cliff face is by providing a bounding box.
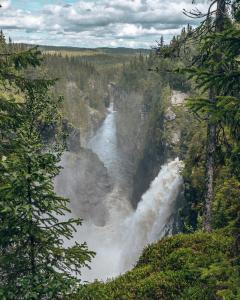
[43,53,111,146]
[110,86,147,163]
[58,80,107,147]
[55,150,112,226]
[108,84,152,206]
[43,110,113,228]
[109,83,187,207]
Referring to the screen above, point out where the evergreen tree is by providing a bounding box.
[155,0,240,232]
[160,36,164,48]
[0,30,5,45]
[184,0,235,232]
[0,37,94,299]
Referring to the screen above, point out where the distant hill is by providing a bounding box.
[17,43,150,56]
[16,43,151,66]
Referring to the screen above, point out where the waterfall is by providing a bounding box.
[57,104,183,282]
[119,159,183,272]
[87,102,132,190]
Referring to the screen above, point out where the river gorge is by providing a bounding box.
[55,92,184,282]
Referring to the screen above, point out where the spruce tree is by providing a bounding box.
[160,36,164,48]
[184,0,235,231]
[0,38,94,299]
[155,0,240,232]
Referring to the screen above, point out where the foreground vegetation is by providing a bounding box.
[0,34,95,299]
[75,230,239,299]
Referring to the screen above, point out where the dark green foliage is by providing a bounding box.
[0,38,94,299]
[166,1,240,232]
[74,231,240,300]
[212,176,240,229]
[181,124,207,232]
[181,11,240,231]
[185,26,240,95]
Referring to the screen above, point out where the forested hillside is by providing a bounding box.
[41,47,148,144]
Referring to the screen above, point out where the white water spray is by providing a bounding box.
[57,104,183,282]
[74,158,183,281]
[119,159,183,272]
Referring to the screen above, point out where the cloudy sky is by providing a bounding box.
[0,0,208,48]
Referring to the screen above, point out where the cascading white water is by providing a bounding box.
[87,103,132,189]
[119,159,183,272]
[58,103,183,282]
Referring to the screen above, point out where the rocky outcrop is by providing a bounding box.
[40,119,81,152]
[55,150,113,226]
[63,120,81,153]
[170,90,187,106]
[57,80,107,147]
[165,90,188,152]
[165,107,176,121]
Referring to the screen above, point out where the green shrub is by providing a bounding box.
[72,231,240,300]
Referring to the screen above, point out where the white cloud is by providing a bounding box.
[0,0,210,48]
[0,0,11,10]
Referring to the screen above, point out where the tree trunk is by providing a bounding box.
[216,0,226,32]
[203,0,226,232]
[203,120,216,232]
